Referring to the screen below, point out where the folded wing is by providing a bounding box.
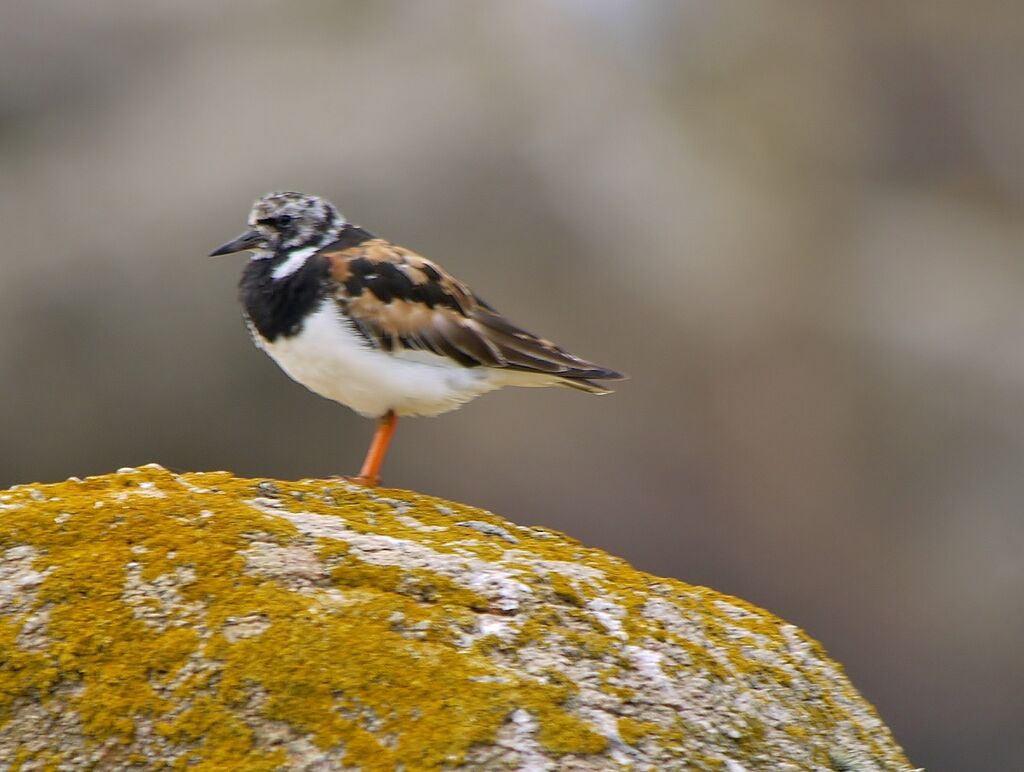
[320,234,624,387]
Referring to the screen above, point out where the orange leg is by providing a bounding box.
[350,411,398,487]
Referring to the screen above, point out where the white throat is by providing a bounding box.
[270,245,321,280]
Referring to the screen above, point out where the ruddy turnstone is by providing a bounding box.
[210,191,624,485]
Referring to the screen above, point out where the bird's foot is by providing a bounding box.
[330,474,380,487]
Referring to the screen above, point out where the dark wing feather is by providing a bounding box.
[318,233,624,383]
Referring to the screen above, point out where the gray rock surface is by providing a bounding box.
[0,466,915,770]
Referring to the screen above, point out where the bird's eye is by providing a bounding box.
[258,215,294,229]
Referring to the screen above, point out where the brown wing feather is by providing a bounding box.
[319,234,623,382]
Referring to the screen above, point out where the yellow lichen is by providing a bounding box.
[0,466,912,769]
[785,725,809,740]
[0,617,59,722]
[617,716,661,746]
[546,573,585,608]
[0,468,614,766]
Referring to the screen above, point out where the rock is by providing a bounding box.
[0,466,914,770]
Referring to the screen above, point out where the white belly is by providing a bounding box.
[254,302,501,418]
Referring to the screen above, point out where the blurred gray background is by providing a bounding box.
[2,2,1022,769]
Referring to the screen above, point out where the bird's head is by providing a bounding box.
[209,191,345,258]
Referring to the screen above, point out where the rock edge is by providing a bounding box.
[0,466,914,770]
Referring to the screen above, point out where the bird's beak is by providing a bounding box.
[209,230,263,257]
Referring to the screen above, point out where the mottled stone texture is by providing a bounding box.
[0,466,914,770]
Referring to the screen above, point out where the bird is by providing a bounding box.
[210,191,624,486]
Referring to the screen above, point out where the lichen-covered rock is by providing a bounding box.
[0,466,914,771]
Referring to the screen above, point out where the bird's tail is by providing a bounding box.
[556,375,622,395]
